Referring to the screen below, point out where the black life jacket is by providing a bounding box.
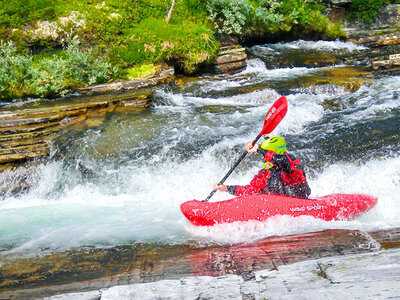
[280,153,307,186]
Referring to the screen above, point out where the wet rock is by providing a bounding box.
[348,32,400,48]
[90,247,400,300]
[0,228,389,298]
[368,227,400,249]
[79,66,175,96]
[372,53,400,70]
[0,91,155,171]
[30,228,400,299]
[283,66,372,99]
[0,162,42,198]
[310,67,372,93]
[213,46,247,74]
[343,4,400,48]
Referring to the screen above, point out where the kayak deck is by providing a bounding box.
[180,193,378,226]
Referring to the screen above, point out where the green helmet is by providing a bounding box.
[260,136,287,155]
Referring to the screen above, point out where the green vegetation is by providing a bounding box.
[206,0,344,40]
[347,0,390,23]
[127,64,157,80]
[0,39,114,99]
[0,0,346,100]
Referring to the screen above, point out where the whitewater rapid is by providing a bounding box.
[0,40,399,256]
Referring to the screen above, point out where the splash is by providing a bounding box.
[1,44,399,256]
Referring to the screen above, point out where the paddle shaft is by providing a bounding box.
[203,134,261,202]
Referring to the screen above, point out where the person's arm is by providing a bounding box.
[213,183,238,195]
[212,142,266,196]
[232,169,271,196]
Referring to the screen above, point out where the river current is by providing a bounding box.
[1,40,400,257]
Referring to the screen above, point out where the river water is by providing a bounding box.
[1,40,400,258]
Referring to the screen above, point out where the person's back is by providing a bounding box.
[261,152,310,198]
[258,136,310,198]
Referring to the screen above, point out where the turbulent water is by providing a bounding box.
[1,40,400,257]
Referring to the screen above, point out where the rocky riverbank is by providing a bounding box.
[1,227,399,299]
[2,4,400,172]
[0,66,174,172]
[65,246,400,299]
[0,45,250,172]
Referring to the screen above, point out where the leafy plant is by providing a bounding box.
[207,0,252,35]
[0,41,33,99]
[206,0,343,40]
[0,40,115,99]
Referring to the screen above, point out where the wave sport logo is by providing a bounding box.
[265,107,276,121]
[290,205,323,212]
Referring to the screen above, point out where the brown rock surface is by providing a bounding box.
[213,46,247,74]
[0,227,397,299]
[0,69,173,170]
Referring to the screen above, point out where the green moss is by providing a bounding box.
[115,18,218,73]
[127,64,157,80]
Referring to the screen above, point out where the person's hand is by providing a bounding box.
[213,183,227,192]
[245,142,259,153]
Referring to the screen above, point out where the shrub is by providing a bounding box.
[206,0,252,35]
[206,0,343,40]
[0,40,116,99]
[0,41,33,99]
[61,39,114,86]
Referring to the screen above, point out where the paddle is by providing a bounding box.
[203,95,288,202]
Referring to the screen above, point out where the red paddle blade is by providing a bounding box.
[260,95,288,135]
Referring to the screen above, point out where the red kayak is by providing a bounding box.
[180,193,378,226]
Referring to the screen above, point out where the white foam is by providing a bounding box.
[263,39,368,52]
[1,66,399,255]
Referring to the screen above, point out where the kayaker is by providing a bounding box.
[213,136,311,199]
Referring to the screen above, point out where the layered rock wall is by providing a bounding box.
[0,68,175,171]
[213,45,247,74]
